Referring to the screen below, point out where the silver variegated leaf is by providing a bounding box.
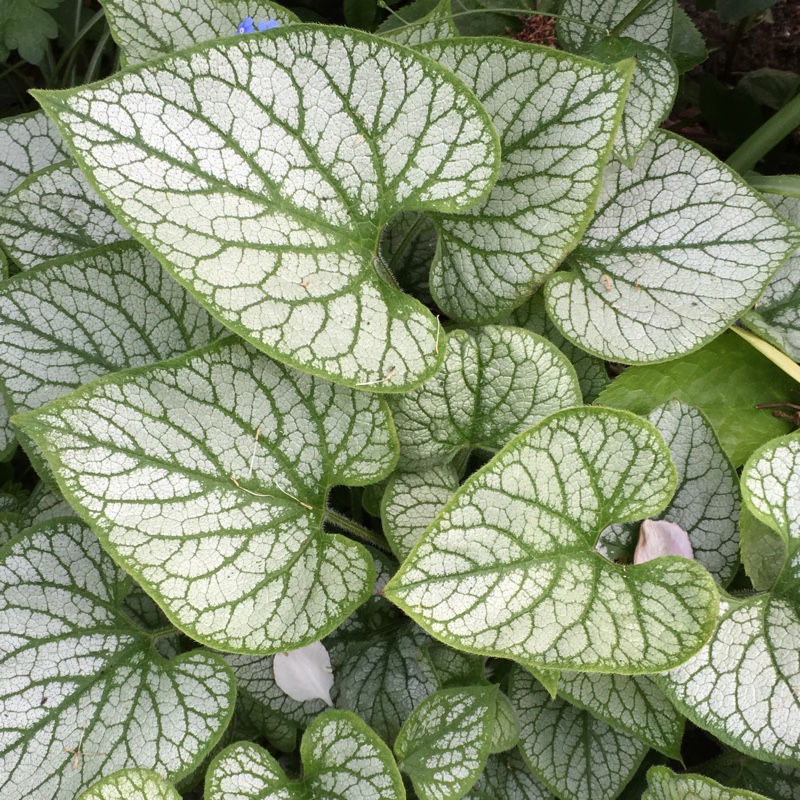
[546,130,800,363]
[418,38,630,322]
[79,769,181,800]
[643,767,773,800]
[379,0,457,46]
[15,338,398,653]
[387,407,719,673]
[0,519,234,800]
[34,26,500,390]
[464,750,552,800]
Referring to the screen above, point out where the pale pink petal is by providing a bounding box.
[273,641,334,705]
[633,519,694,565]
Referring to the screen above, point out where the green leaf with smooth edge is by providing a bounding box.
[0,110,69,196]
[557,0,674,54]
[0,241,223,420]
[509,668,649,800]
[14,337,398,653]
[556,671,683,758]
[394,686,498,800]
[389,326,582,471]
[587,37,678,167]
[416,38,630,323]
[224,654,328,752]
[34,27,500,392]
[546,130,800,364]
[739,505,785,592]
[743,194,800,361]
[379,0,457,46]
[0,162,129,271]
[596,331,799,468]
[387,406,719,673]
[79,769,181,800]
[101,0,299,65]
[657,433,800,766]
[488,692,519,753]
[0,519,235,800]
[450,0,529,37]
[504,290,608,404]
[598,401,741,587]
[464,750,552,800]
[205,712,405,800]
[382,463,459,560]
[643,767,773,800]
[0,0,59,64]
[334,622,439,745]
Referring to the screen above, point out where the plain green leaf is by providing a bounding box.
[643,766,773,800]
[378,0,457,45]
[15,338,398,653]
[205,712,405,799]
[450,0,529,36]
[79,769,181,800]
[0,0,60,64]
[100,0,299,64]
[510,668,650,800]
[739,505,785,592]
[418,37,630,323]
[344,0,378,29]
[0,162,129,271]
[394,686,498,800]
[387,407,720,674]
[596,331,799,467]
[0,110,69,196]
[545,130,800,365]
[700,751,800,800]
[389,326,582,470]
[668,6,708,73]
[0,519,235,799]
[716,0,780,24]
[34,26,500,391]
[738,69,800,110]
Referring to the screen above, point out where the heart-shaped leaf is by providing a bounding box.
[465,750,551,800]
[509,667,649,800]
[394,686,498,800]
[382,463,459,560]
[545,130,800,363]
[743,193,800,361]
[0,162,129,271]
[386,407,720,673]
[657,432,800,765]
[389,326,582,470]
[379,0,457,46]
[79,769,181,800]
[0,110,68,196]
[34,26,500,390]
[0,519,234,800]
[0,241,222,420]
[15,338,398,653]
[385,408,717,673]
[417,38,630,323]
[101,0,299,64]
[643,767,772,800]
[598,401,741,587]
[205,712,404,799]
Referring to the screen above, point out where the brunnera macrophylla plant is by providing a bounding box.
[0,0,800,798]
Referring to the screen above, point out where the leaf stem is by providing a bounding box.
[745,173,800,198]
[730,325,800,386]
[726,93,800,174]
[324,508,392,552]
[609,0,657,36]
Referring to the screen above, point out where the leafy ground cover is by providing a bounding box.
[0,1,799,799]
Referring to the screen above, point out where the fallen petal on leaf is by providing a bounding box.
[273,642,334,706]
[634,519,694,564]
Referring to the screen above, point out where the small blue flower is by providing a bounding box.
[237,17,255,34]
[258,19,280,31]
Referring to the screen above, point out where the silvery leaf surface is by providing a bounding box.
[379,0,458,46]
[509,668,649,800]
[15,338,398,653]
[386,407,719,674]
[79,769,181,800]
[417,38,630,323]
[0,162,129,271]
[100,0,299,64]
[34,26,500,391]
[205,712,404,799]
[0,110,69,196]
[546,131,800,363]
[0,519,234,800]
[657,432,800,766]
[464,749,552,800]
[389,326,582,471]
[19,481,74,528]
[643,767,773,800]
[598,401,741,587]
